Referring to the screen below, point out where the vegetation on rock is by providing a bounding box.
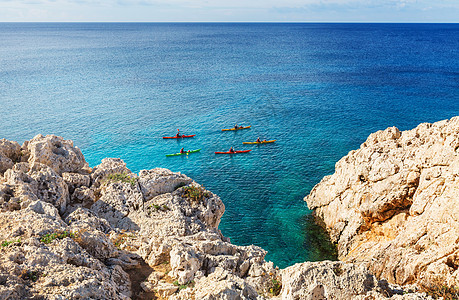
[182,185,210,203]
[40,231,75,244]
[173,280,194,290]
[0,238,21,247]
[268,278,282,296]
[104,172,138,187]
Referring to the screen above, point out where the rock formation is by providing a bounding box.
[306,117,459,295]
[0,134,438,299]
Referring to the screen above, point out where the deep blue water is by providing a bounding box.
[1,23,458,268]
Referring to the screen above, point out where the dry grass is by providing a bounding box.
[110,230,137,251]
[419,277,459,300]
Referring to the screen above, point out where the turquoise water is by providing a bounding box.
[1,23,458,268]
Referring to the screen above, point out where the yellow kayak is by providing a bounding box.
[243,139,276,144]
[222,126,251,131]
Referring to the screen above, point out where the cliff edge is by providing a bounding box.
[0,133,436,299]
[306,117,459,296]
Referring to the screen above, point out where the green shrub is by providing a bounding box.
[268,278,282,296]
[150,204,160,210]
[40,231,75,244]
[183,185,210,203]
[20,270,40,282]
[105,172,137,187]
[333,264,344,276]
[0,238,21,247]
[173,280,194,290]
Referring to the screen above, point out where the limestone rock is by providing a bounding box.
[0,200,66,241]
[24,134,88,175]
[70,186,95,207]
[0,133,440,300]
[306,117,459,288]
[156,281,179,297]
[280,261,391,299]
[191,268,259,300]
[90,181,143,231]
[62,172,90,195]
[0,139,21,174]
[0,155,14,175]
[90,158,133,188]
[29,163,69,214]
[138,168,193,201]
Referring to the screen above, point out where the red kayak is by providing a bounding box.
[163,135,196,139]
[215,150,252,154]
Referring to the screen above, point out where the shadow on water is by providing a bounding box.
[301,213,338,261]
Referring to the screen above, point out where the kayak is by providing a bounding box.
[243,140,276,145]
[163,135,195,139]
[215,150,252,154]
[221,126,251,131]
[166,149,201,157]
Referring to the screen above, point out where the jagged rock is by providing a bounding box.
[29,163,69,214]
[0,139,22,161]
[0,200,66,241]
[90,181,143,231]
[189,267,259,300]
[280,261,391,299]
[65,207,112,233]
[70,186,95,207]
[0,156,14,175]
[140,280,155,292]
[0,139,21,174]
[90,158,133,188]
[1,131,445,300]
[306,117,459,288]
[138,168,193,201]
[156,281,179,297]
[24,134,88,175]
[62,172,90,195]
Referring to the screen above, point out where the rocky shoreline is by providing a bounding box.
[306,117,459,299]
[0,119,456,299]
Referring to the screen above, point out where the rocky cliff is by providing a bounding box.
[306,117,459,297]
[0,134,435,299]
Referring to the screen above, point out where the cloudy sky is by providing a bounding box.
[1,0,458,22]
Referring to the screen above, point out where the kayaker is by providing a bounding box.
[256,137,261,143]
[234,124,239,129]
[176,129,181,138]
[180,147,185,154]
[229,147,235,153]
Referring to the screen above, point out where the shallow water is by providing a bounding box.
[1,23,458,268]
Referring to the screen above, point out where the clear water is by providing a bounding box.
[1,23,458,268]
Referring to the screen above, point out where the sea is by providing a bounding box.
[1,23,458,268]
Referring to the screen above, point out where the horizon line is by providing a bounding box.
[1,21,458,24]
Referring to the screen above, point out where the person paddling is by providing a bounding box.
[229,147,236,153]
[180,147,185,154]
[176,129,181,138]
[234,124,239,130]
[256,137,261,143]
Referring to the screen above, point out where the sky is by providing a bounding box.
[0,0,458,22]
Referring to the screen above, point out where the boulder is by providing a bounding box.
[24,134,88,175]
